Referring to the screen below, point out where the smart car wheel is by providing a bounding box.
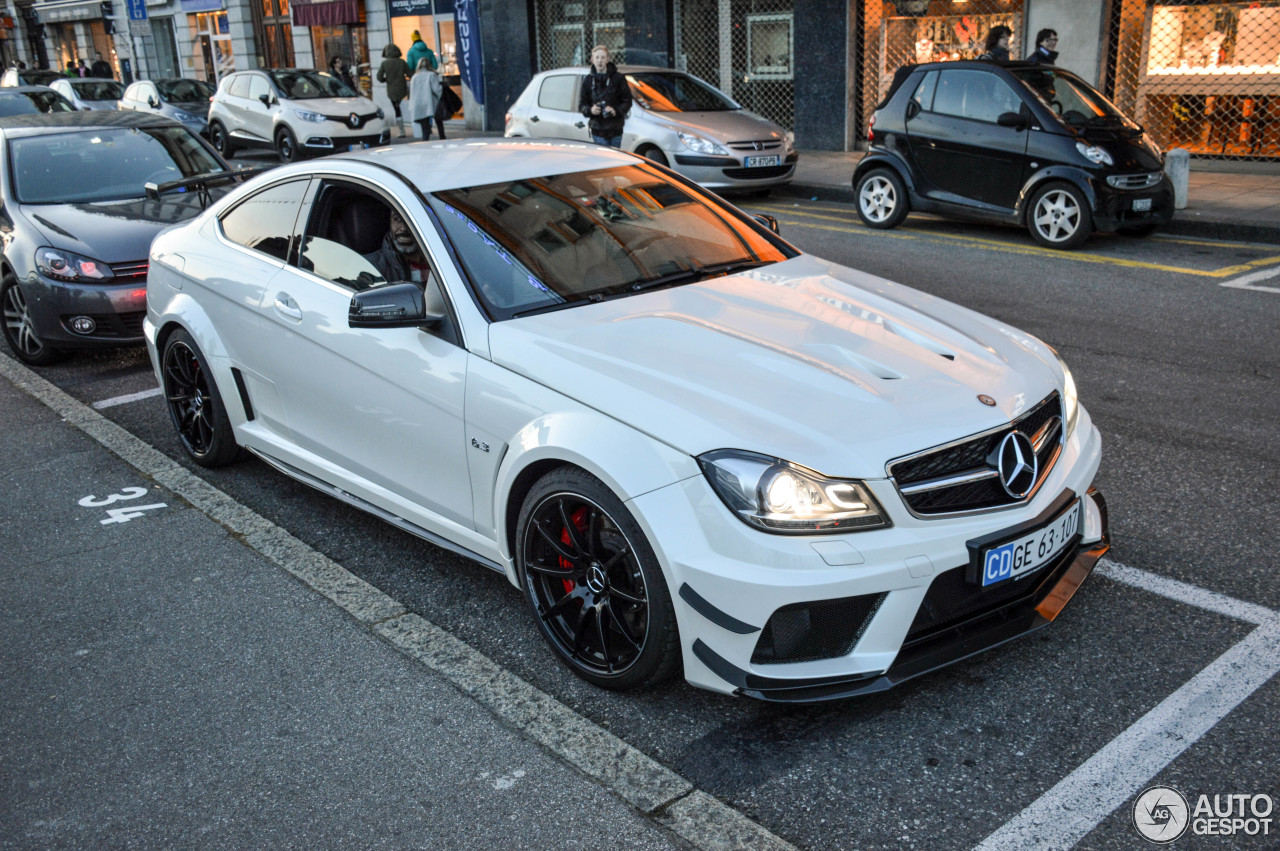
[161,329,241,467]
[855,169,909,229]
[275,126,301,163]
[1028,182,1092,250]
[1,274,66,366]
[209,120,236,158]
[517,467,680,691]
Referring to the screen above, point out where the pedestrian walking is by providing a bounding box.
[577,45,631,148]
[1025,29,1059,65]
[377,42,410,138]
[77,58,89,77]
[90,52,112,78]
[979,26,1012,62]
[64,61,77,77]
[409,57,443,140]
[406,30,437,73]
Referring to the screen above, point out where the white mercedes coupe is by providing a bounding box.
[145,139,1109,702]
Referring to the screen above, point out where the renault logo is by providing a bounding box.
[348,113,360,128]
[996,431,1038,498]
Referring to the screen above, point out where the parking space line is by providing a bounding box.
[976,560,1280,850]
[91,387,163,410]
[754,205,1280,279]
[0,352,796,851]
[1219,266,1280,294]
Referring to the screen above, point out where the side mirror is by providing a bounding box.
[148,96,159,108]
[349,282,442,328]
[258,93,273,107]
[997,111,1029,129]
[753,213,780,234]
[905,100,921,120]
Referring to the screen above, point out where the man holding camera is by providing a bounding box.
[578,45,631,148]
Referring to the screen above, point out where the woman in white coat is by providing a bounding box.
[409,58,444,140]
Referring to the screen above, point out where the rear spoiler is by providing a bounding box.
[144,166,270,208]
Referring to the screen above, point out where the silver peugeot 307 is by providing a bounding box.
[505,65,797,191]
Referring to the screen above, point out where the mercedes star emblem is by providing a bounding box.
[996,431,1038,498]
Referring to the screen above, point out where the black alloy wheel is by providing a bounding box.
[1,274,65,366]
[161,329,241,467]
[517,468,679,690]
[275,126,300,163]
[209,120,236,158]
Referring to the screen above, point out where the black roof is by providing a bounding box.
[0,109,182,137]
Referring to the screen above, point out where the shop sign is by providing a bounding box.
[388,0,431,17]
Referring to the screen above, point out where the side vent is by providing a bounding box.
[230,367,255,421]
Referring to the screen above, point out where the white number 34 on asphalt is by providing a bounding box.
[78,487,168,525]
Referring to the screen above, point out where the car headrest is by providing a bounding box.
[331,197,390,256]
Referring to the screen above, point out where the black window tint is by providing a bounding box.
[537,75,576,111]
[228,74,251,98]
[298,236,387,290]
[220,180,308,261]
[933,69,1022,123]
[912,70,937,111]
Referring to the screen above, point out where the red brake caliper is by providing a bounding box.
[559,507,588,594]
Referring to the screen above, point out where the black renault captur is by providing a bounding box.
[853,61,1174,249]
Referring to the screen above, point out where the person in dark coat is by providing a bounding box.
[1025,29,1059,65]
[362,210,431,284]
[577,45,631,148]
[90,52,112,78]
[329,54,357,92]
[979,26,1012,62]
[377,42,410,137]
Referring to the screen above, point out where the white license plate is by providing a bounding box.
[745,155,781,168]
[1132,198,1152,212]
[979,501,1080,587]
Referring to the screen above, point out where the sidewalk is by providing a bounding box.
[396,125,1280,244]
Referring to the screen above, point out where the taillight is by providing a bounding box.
[505,112,512,127]
[868,113,876,142]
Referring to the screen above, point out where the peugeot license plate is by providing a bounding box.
[745,155,781,168]
[977,500,1080,587]
[1132,198,1152,212]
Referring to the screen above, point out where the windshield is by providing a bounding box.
[10,126,227,204]
[626,72,738,112]
[0,91,75,116]
[269,70,357,99]
[1011,67,1136,131]
[428,164,792,321]
[157,78,215,103]
[20,71,63,87]
[71,80,125,101]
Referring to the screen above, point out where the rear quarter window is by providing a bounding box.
[537,75,577,111]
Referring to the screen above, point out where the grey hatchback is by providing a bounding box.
[0,111,251,364]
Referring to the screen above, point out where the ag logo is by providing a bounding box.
[1133,786,1189,843]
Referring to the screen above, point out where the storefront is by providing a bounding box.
[388,0,462,114]
[291,0,369,93]
[186,6,232,82]
[250,0,293,67]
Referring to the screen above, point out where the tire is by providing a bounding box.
[1027,181,1093,249]
[161,329,241,467]
[1118,223,1159,238]
[1,273,66,366]
[855,168,909,229]
[209,120,236,158]
[516,467,680,691]
[275,126,301,163]
[638,145,669,167]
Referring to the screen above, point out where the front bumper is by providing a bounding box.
[671,152,798,189]
[1092,175,1176,232]
[300,126,391,153]
[628,406,1105,700]
[17,272,148,349]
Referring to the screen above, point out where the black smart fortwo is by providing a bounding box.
[853,61,1174,249]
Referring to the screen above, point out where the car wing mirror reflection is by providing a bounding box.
[997,111,1029,129]
[349,282,443,329]
[753,213,780,234]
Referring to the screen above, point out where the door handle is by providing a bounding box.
[273,294,302,321]
[530,115,540,123]
[574,121,585,128]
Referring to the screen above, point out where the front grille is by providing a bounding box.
[61,310,145,338]
[109,260,148,282]
[722,164,795,180]
[726,139,784,151]
[889,393,1063,516]
[751,593,886,665]
[322,111,378,129]
[1106,172,1163,190]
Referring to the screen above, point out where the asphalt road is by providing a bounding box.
[7,201,1279,850]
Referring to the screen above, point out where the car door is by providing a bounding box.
[528,74,589,140]
[219,73,253,138]
[254,177,475,530]
[244,74,278,143]
[904,68,1031,210]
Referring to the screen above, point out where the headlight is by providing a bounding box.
[784,130,796,154]
[698,449,890,535]
[1052,350,1080,437]
[35,247,114,283]
[677,131,729,157]
[1075,141,1113,166]
[294,109,326,123]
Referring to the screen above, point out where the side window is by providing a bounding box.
[298,182,434,292]
[911,70,938,111]
[228,74,251,98]
[219,179,309,261]
[932,69,1020,123]
[247,75,272,103]
[538,75,577,111]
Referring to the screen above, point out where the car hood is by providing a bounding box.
[168,102,210,119]
[21,192,227,262]
[647,108,786,143]
[291,96,378,114]
[488,255,1062,478]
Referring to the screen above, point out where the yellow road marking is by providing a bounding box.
[751,204,1280,278]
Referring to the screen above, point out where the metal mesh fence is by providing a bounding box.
[857,1,1023,146]
[533,0,628,70]
[1107,0,1280,161]
[673,0,795,130]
